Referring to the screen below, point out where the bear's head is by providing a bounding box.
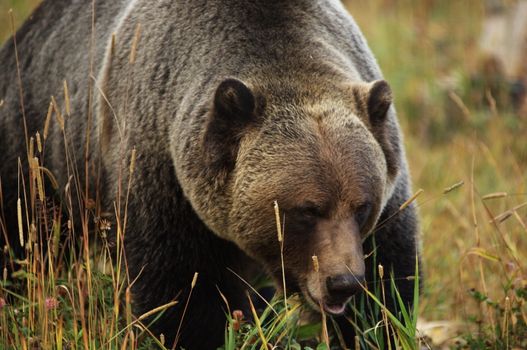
[199,77,400,315]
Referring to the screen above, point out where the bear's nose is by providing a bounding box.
[326,273,365,298]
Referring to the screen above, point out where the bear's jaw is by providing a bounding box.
[303,287,350,316]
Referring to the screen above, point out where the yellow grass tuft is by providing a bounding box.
[43,101,53,140]
[63,80,71,117]
[50,96,64,131]
[312,255,319,273]
[273,200,282,242]
[399,188,424,211]
[17,197,23,246]
[129,23,142,64]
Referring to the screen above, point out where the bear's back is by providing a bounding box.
[95,0,387,155]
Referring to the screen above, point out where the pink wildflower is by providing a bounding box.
[45,297,59,310]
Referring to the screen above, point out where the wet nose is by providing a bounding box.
[326,274,365,298]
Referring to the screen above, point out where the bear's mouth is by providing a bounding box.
[305,290,349,316]
[322,300,348,315]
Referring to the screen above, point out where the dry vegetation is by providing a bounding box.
[1,0,526,349]
[348,1,527,348]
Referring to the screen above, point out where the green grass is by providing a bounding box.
[1,1,527,349]
[0,0,40,42]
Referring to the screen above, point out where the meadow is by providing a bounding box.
[1,1,526,349]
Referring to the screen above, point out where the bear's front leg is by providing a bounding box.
[119,168,252,349]
[125,228,251,349]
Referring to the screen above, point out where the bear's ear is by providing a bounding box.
[214,78,256,119]
[354,80,399,178]
[366,80,393,125]
[203,78,262,172]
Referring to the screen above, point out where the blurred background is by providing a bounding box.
[1,0,526,347]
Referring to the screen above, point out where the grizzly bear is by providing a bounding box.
[0,0,421,348]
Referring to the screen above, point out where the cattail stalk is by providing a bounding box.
[129,23,142,64]
[312,255,319,273]
[51,96,64,131]
[129,148,137,174]
[173,272,199,349]
[443,181,464,194]
[482,192,507,200]
[36,132,42,153]
[17,198,24,247]
[399,189,424,211]
[28,137,34,159]
[33,157,45,202]
[63,80,71,117]
[273,200,282,242]
[43,101,53,140]
[273,200,288,312]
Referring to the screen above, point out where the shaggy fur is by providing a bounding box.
[0,0,421,348]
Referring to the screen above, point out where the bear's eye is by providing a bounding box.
[283,204,324,233]
[355,202,372,231]
[295,205,322,218]
[291,203,324,221]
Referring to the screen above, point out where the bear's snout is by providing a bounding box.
[322,273,365,315]
[326,273,364,298]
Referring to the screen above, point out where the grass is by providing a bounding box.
[0,0,40,42]
[1,0,527,349]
